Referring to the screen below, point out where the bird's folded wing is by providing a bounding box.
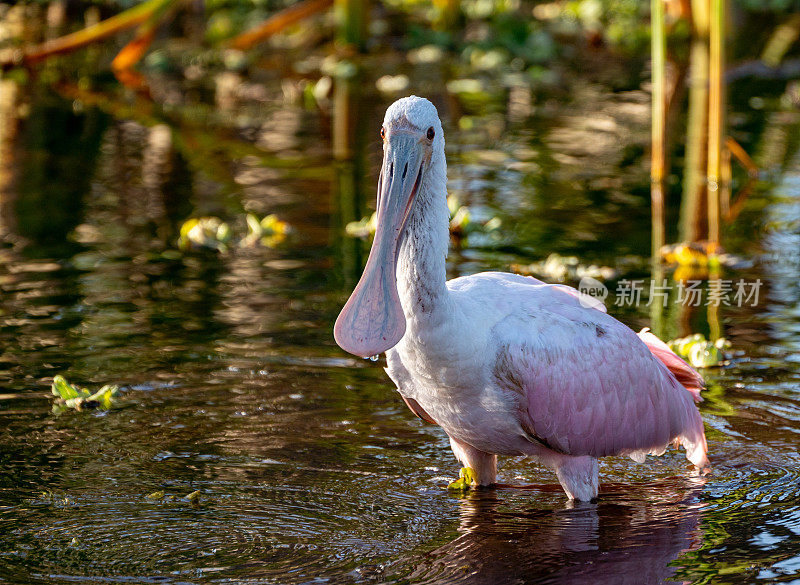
[492,308,702,459]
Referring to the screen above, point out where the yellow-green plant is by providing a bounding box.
[668,334,730,368]
[51,375,119,413]
[178,217,232,252]
[242,213,291,248]
[345,195,501,243]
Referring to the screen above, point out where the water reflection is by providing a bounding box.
[332,73,371,289]
[761,146,800,356]
[398,485,703,585]
[0,79,21,240]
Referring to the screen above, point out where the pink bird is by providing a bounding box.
[334,96,708,501]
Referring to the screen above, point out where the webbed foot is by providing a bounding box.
[447,467,476,491]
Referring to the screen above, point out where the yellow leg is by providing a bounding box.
[447,467,476,490]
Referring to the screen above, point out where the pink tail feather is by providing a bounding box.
[638,329,708,469]
[637,328,704,401]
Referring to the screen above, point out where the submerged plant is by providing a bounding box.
[51,375,120,413]
[668,334,731,368]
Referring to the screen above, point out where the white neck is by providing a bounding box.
[396,153,452,327]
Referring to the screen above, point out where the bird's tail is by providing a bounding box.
[638,328,704,401]
[638,328,709,469]
[675,409,709,468]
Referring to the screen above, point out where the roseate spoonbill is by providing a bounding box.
[334,96,708,501]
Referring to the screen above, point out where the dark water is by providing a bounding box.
[0,53,799,585]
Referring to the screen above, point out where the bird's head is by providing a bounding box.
[334,96,445,357]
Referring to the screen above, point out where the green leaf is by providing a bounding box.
[52,375,81,400]
[667,334,729,367]
[216,222,232,243]
[88,384,119,409]
[51,375,121,412]
[246,213,262,236]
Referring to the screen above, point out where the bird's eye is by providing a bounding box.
[380,127,386,140]
[427,127,435,140]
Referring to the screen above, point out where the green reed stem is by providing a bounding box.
[651,0,666,259]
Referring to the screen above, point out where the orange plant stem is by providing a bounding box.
[228,0,334,51]
[14,0,175,66]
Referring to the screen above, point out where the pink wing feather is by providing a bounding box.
[637,328,704,399]
[493,297,707,467]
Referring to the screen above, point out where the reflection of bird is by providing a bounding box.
[334,96,708,501]
[397,486,703,584]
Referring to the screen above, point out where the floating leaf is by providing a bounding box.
[512,253,616,283]
[178,217,231,252]
[660,241,745,270]
[447,467,477,491]
[216,221,232,244]
[178,214,291,253]
[88,384,120,409]
[260,214,290,236]
[450,206,471,232]
[447,194,460,217]
[345,212,378,238]
[52,375,82,401]
[246,213,262,235]
[345,196,500,245]
[51,376,121,413]
[484,217,502,231]
[668,334,730,368]
[241,213,291,248]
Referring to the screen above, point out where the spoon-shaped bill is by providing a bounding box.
[334,134,424,357]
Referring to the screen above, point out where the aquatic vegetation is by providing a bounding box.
[448,195,502,242]
[178,214,290,252]
[659,242,748,281]
[145,489,203,505]
[344,195,501,245]
[511,253,617,283]
[660,241,723,267]
[242,213,291,248]
[667,334,731,368]
[38,491,77,507]
[51,375,120,413]
[561,0,653,52]
[447,467,476,491]
[344,213,378,238]
[178,217,233,252]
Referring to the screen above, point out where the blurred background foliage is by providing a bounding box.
[2,0,797,75]
[0,0,799,328]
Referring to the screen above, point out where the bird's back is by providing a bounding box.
[447,271,708,467]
